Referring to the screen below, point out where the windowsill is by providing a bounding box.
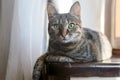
[46,55,120,77]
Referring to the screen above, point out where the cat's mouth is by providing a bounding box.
[59,37,77,44]
[56,33,81,44]
[56,35,71,43]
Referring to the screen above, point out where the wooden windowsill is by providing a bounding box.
[46,55,120,77]
[113,48,120,55]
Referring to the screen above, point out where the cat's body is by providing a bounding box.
[33,1,112,80]
[46,28,111,63]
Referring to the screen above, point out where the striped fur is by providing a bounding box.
[33,1,112,80]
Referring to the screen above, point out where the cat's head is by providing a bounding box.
[47,1,82,43]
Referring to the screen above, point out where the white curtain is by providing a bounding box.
[0,0,112,80]
[5,0,48,80]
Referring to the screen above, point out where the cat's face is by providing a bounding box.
[47,2,82,43]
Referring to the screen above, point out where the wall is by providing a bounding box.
[77,0,104,32]
[115,0,120,37]
[112,0,120,48]
[104,0,112,42]
[56,0,104,32]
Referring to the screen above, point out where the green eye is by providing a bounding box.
[68,23,75,29]
[54,25,59,30]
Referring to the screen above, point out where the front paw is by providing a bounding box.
[46,55,74,62]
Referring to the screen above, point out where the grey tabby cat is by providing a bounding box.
[33,1,112,80]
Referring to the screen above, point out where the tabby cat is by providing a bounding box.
[33,1,112,80]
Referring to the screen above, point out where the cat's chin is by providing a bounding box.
[59,39,72,44]
[61,40,70,44]
[61,37,81,43]
[59,39,77,44]
[55,36,81,44]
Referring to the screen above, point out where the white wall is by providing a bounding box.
[55,0,105,32]
[76,0,104,31]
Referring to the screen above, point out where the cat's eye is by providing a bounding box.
[54,25,59,30]
[68,23,75,29]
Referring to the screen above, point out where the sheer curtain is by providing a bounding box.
[0,0,113,80]
[5,0,48,80]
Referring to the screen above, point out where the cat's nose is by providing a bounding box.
[61,29,67,38]
[61,30,69,40]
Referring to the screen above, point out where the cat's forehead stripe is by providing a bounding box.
[59,14,80,23]
[49,13,80,24]
[59,14,68,24]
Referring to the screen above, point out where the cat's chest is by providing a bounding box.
[47,40,96,62]
[48,40,91,56]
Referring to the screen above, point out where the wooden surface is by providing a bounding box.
[113,49,120,55]
[46,55,120,77]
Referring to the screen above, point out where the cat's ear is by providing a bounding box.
[69,1,81,20]
[47,3,58,20]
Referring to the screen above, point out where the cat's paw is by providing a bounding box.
[46,55,74,62]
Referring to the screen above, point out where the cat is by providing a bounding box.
[33,1,112,80]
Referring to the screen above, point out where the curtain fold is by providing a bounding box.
[0,0,15,80]
[5,0,48,80]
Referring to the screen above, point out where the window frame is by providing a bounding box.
[111,0,120,51]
